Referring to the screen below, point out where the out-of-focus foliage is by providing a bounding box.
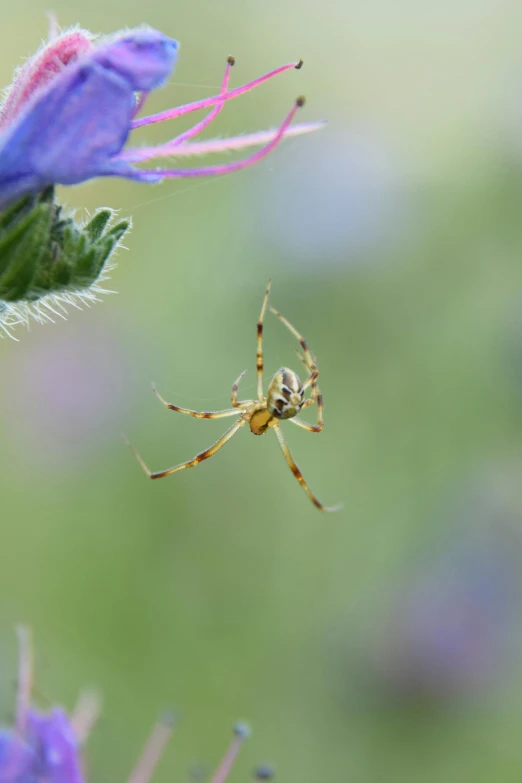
[3,2,522,782]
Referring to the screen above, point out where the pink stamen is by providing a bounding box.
[134,97,304,178]
[136,120,325,160]
[3,626,33,781]
[131,60,302,129]
[167,55,235,147]
[123,55,235,163]
[125,714,175,783]
[15,625,32,736]
[209,726,249,783]
[70,690,102,744]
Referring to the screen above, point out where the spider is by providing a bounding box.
[127,282,341,512]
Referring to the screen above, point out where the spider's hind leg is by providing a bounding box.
[256,281,272,401]
[290,350,324,432]
[273,425,340,511]
[126,418,246,480]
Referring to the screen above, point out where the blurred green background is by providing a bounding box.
[3,1,522,781]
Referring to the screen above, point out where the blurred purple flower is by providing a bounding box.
[0,23,322,212]
[2,321,132,468]
[368,479,522,701]
[0,628,273,783]
[249,126,404,269]
[0,628,86,783]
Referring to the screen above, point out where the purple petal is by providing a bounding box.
[93,28,178,91]
[0,62,132,207]
[0,730,37,783]
[0,28,177,209]
[26,709,85,783]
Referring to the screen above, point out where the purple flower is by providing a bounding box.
[0,23,322,212]
[366,482,522,702]
[0,628,86,783]
[0,628,272,782]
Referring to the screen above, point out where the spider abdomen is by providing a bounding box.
[266,367,304,420]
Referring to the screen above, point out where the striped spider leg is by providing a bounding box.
[260,288,339,511]
[127,283,340,511]
[268,305,324,434]
[125,371,255,479]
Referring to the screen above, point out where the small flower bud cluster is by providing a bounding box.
[0,628,275,783]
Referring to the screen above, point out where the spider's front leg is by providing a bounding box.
[269,304,319,392]
[256,281,272,401]
[152,383,240,419]
[230,369,253,407]
[289,407,324,433]
[290,349,324,433]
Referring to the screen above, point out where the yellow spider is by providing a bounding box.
[127,282,341,512]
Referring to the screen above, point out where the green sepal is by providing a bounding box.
[0,188,131,306]
[0,204,50,300]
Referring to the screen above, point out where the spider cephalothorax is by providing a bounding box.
[248,368,305,436]
[127,282,340,511]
